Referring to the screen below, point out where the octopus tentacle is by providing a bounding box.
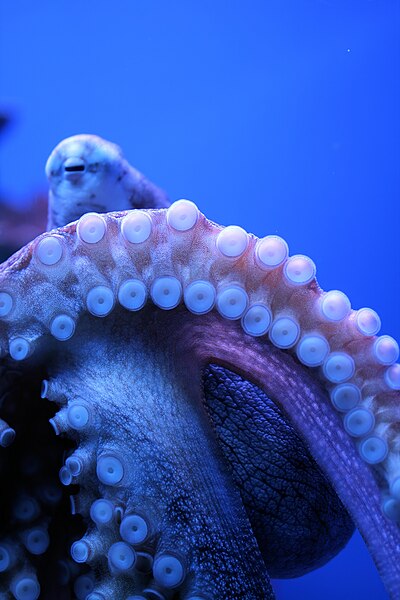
[42,310,273,598]
[190,317,400,593]
[0,200,399,597]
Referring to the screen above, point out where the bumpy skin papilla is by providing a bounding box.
[46,134,170,229]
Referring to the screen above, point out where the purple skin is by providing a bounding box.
[0,137,399,599]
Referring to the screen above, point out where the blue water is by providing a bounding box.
[0,1,398,598]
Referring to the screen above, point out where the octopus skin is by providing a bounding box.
[0,137,399,599]
[45,134,170,230]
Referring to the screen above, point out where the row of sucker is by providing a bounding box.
[0,199,399,533]
[42,376,209,599]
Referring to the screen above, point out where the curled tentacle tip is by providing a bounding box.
[114,506,124,524]
[69,495,77,515]
[49,417,61,436]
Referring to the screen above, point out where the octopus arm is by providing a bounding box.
[0,200,399,598]
[202,363,355,578]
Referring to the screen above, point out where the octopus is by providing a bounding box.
[0,134,399,600]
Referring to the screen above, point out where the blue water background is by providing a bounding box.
[0,1,399,598]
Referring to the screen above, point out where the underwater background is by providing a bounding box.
[0,1,398,598]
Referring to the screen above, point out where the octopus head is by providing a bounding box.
[46,134,133,229]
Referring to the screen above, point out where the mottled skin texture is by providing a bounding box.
[0,135,398,599]
[204,364,354,578]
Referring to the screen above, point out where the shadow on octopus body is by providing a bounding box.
[0,134,398,600]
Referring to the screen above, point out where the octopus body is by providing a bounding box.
[0,136,399,599]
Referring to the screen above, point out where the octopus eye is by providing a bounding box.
[64,157,85,173]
